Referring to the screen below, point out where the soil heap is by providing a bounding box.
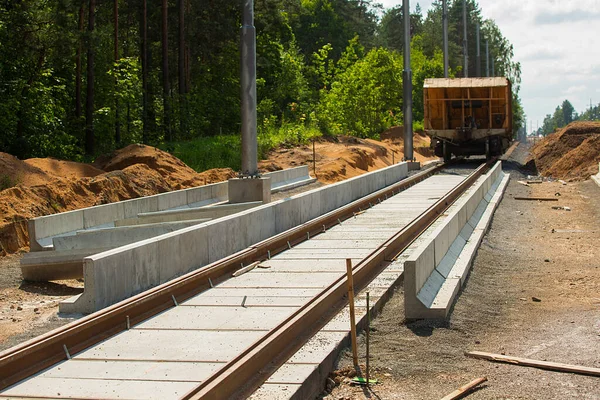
[259,129,435,184]
[0,145,235,256]
[529,121,600,181]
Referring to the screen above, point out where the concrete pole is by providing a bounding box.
[486,40,490,77]
[240,0,258,176]
[403,0,413,161]
[476,23,481,77]
[462,0,468,77]
[443,0,449,78]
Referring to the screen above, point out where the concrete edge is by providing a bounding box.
[28,167,314,251]
[403,162,504,320]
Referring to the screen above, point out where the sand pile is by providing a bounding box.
[259,130,436,184]
[530,122,600,180]
[0,145,235,255]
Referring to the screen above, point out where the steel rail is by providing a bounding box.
[0,163,444,391]
[183,161,493,399]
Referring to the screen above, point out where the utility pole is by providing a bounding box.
[486,40,490,77]
[476,23,481,77]
[462,0,468,77]
[443,0,449,78]
[240,0,258,176]
[403,0,413,161]
[491,56,495,77]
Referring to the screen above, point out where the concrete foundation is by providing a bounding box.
[27,166,313,251]
[403,162,509,320]
[58,162,410,314]
[228,177,271,204]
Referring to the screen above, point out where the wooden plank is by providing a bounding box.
[346,259,359,367]
[514,197,558,202]
[465,351,600,377]
[440,377,488,400]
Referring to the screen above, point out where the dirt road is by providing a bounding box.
[326,144,600,399]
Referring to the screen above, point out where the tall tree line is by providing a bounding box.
[0,0,522,160]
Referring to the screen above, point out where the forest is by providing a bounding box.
[535,99,600,136]
[0,0,524,170]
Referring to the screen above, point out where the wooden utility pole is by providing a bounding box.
[114,0,120,146]
[85,0,96,155]
[162,0,171,141]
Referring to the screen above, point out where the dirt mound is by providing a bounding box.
[0,153,52,188]
[530,121,600,180]
[25,158,103,180]
[259,131,436,184]
[0,145,236,256]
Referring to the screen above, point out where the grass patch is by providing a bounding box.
[164,122,322,173]
[0,175,19,191]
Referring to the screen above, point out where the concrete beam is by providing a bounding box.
[60,162,410,314]
[53,219,208,251]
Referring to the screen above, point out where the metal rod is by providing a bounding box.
[463,0,468,77]
[209,278,214,288]
[126,315,130,330]
[346,259,358,367]
[366,292,370,387]
[443,0,449,78]
[172,295,178,306]
[241,295,247,308]
[403,0,413,161]
[240,0,258,176]
[63,345,71,360]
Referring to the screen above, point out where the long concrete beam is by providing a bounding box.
[115,202,262,227]
[53,220,210,251]
[59,162,412,314]
[28,166,314,251]
[404,162,508,320]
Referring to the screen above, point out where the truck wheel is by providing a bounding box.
[443,141,451,163]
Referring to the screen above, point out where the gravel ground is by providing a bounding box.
[324,143,600,399]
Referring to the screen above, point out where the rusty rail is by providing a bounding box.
[0,163,446,391]
[183,161,492,399]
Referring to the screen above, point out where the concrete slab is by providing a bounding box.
[134,306,298,331]
[1,377,197,400]
[75,330,265,362]
[218,272,343,289]
[40,359,222,382]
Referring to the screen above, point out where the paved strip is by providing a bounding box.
[1,174,465,399]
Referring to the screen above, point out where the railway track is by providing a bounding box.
[0,160,495,399]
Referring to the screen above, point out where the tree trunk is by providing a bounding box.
[114,0,120,146]
[75,2,84,119]
[85,0,95,156]
[162,0,171,141]
[141,0,148,143]
[178,0,185,95]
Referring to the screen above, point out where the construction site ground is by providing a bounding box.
[0,131,435,352]
[325,143,600,399]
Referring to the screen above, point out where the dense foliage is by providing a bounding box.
[0,0,524,168]
[535,100,600,136]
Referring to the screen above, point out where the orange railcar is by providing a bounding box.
[423,77,513,161]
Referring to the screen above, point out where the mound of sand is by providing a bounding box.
[530,121,600,180]
[259,130,436,185]
[0,145,236,255]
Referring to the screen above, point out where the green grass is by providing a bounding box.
[163,122,322,173]
[0,175,19,191]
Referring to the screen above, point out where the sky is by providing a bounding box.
[379,0,600,133]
